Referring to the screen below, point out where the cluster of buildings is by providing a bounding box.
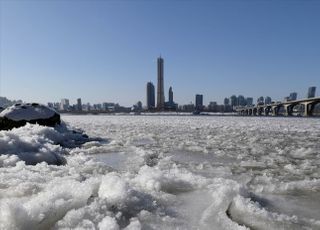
[282,87,316,103]
[145,57,251,113]
[144,57,316,113]
[48,99,130,113]
[0,97,22,109]
[145,56,178,111]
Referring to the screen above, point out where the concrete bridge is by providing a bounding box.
[236,97,320,117]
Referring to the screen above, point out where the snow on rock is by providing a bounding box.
[0,103,60,130]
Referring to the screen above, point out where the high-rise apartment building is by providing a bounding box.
[246,97,253,106]
[230,95,237,107]
[169,87,173,104]
[224,98,230,106]
[257,96,264,105]
[195,94,203,110]
[157,56,165,110]
[77,98,82,111]
[238,95,246,106]
[265,96,272,105]
[146,82,155,110]
[289,92,297,101]
[307,86,316,98]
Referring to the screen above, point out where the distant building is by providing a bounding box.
[93,104,102,111]
[77,98,82,111]
[103,102,118,112]
[157,56,165,110]
[224,98,230,106]
[137,101,142,110]
[230,95,237,108]
[195,94,203,111]
[131,101,143,113]
[181,103,195,112]
[257,96,264,105]
[238,95,246,106]
[60,98,70,111]
[289,92,297,101]
[169,87,173,104]
[53,102,60,111]
[265,96,272,105]
[223,98,232,112]
[165,86,177,110]
[84,103,91,111]
[246,97,253,106]
[208,101,219,112]
[307,86,316,98]
[146,82,155,110]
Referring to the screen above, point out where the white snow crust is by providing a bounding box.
[0,103,56,121]
[0,115,320,229]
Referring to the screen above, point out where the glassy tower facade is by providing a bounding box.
[157,57,165,110]
[195,94,203,110]
[169,87,173,104]
[307,86,316,98]
[146,82,155,110]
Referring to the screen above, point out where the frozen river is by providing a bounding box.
[1,115,320,229]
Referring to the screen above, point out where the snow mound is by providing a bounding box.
[0,122,90,165]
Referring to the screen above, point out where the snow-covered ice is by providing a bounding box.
[0,115,320,229]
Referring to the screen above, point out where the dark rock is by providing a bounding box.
[0,103,61,131]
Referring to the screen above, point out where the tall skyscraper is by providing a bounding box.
[146,82,155,110]
[77,98,82,111]
[157,56,165,110]
[195,94,203,111]
[169,87,173,104]
[307,86,316,98]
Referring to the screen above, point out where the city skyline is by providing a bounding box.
[1,1,320,106]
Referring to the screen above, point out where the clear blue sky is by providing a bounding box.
[1,0,320,106]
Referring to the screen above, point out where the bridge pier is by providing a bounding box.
[283,104,294,116]
[271,105,279,116]
[265,106,271,116]
[253,108,257,116]
[301,102,314,117]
